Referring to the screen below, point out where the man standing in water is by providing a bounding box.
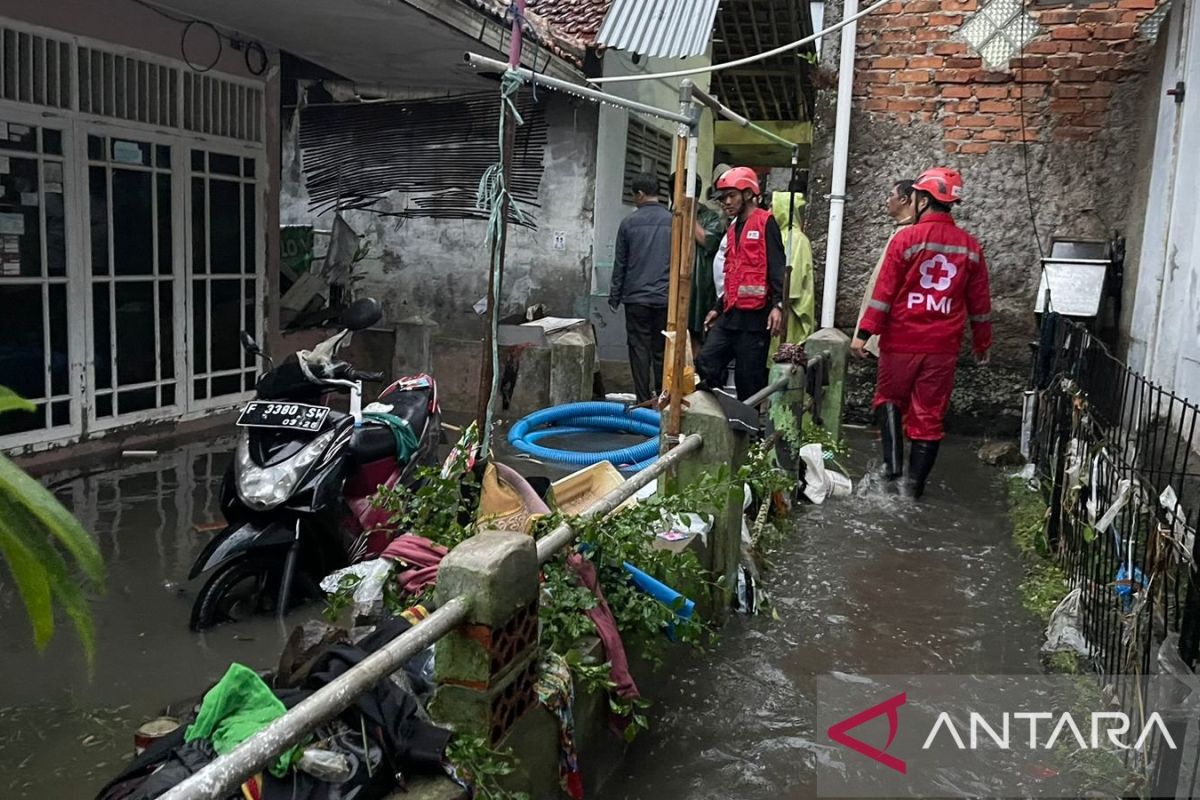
[695,167,785,400]
[851,167,992,499]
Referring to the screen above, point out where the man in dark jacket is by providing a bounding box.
[609,173,673,403]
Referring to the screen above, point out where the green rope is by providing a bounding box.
[475,70,530,457]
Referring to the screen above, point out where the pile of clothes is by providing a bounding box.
[95,617,450,800]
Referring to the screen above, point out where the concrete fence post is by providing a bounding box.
[429,531,541,743]
[804,328,851,443]
[673,391,749,620]
[766,362,807,476]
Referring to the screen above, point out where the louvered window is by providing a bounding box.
[183,72,263,143]
[0,26,72,109]
[623,118,673,201]
[78,46,179,126]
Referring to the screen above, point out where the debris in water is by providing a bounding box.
[121,450,158,458]
[977,440,1022,466]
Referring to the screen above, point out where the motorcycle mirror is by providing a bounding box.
[240,331,263,356]
[339,297,383,332]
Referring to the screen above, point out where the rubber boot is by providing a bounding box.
[877,403,905,490]
[905,439,941,499]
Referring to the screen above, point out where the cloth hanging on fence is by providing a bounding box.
[381,534,449,596]
[534,651,584,800]
[566,552,640,701]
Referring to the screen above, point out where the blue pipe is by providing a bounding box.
[508,402,661,467]
[623,562,696,621]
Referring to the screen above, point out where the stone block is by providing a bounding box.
[671,390,749,620]
[766,363,807,478]
[430,648,541,743]
[805,328,850,443]
[435,531,539,628]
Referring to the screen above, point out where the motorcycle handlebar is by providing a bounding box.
[349,369,385,383]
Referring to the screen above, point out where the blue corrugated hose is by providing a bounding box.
[507,402,661,469]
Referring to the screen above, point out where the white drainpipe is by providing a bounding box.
[820,0,860,330]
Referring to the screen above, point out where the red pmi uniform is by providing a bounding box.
[858,211,992,440]
[722,207,772,311]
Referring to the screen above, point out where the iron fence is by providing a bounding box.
[1030,313,1200,795]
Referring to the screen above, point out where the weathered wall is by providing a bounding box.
[281,92,599,408]
[806,0,1165,431]
[590,51,716,368]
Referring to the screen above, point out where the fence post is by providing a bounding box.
[804,328,850,442]
[677,391,749,620]
[430,531,541,743]
[766,362,806,477]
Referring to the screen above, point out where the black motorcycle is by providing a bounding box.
[188,298,442,630]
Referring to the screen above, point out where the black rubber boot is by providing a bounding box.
[877,403,905,488]
[906,439,941,499]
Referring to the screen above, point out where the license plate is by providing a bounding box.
[236,402,329,432]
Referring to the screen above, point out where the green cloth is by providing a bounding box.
[769,192,816,355]
[184,663,303,777]
[687,204,727,335]
[363,412,419,462]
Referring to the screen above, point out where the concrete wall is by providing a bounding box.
[281,91,599,410]
[1126,1,1200,405]
[590,51,716,368]
[806,0,1165,430]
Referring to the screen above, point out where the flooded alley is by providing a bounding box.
[0,429,1042,799]
[0,441,308,800]
[599,429,1044,800]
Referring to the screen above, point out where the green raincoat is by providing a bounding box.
[769,192,815,351]
[687,204,727,336]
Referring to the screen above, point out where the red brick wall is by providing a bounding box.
[852,0,1160,154]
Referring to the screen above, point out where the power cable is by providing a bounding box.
[591,0,893,84]
[129,0,266,75]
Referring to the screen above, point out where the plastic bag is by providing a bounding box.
[319,559,394,618]
[1041,588,1089,656]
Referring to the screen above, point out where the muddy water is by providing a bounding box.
[0,440,310,799]
[599,430,1045,800]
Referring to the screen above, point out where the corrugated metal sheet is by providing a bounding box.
[298,93,547,227]
[595,0,721,58]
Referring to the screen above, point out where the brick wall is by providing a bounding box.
[853,0,1159,152]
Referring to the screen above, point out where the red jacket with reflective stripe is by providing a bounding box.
[858,212,993,355]
[723,208,772,311]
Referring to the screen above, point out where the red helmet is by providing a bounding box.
[912,167,964,204]
[715,166,760,195]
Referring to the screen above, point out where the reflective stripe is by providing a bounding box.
[737,285,767,297]
[868,299,891,313]
[902,241,980,262]
[969,313,991,323]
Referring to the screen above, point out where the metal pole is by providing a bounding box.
[820,0,859,330]
[688,84,798,151]
[160,595,473,800]
[536,433,704,564]
[743,364,799,408]
[465,53,692,125]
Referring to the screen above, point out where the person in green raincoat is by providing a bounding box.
[672,173,728,350]
[768,186,815,355]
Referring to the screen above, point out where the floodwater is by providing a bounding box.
[0,439,308,800]
[0,427,1043,800]
[599,429,1045,800]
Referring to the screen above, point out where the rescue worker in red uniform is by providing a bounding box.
[696,167,785,400]
[852,167,993,498]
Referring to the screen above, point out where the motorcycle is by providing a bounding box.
[188,298,442,630]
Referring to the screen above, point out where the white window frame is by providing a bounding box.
[0,16,267,452]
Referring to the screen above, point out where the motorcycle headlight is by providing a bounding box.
[235,429,337,511]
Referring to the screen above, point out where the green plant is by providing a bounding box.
[1007,476,1070,624]
[0,387,105,666]
[445,735,529,800]
[371,446,478,550]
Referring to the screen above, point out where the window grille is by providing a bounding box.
[0,26,72,109]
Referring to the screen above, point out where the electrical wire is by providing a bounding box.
[129,0,266,75]
[591,0,893,84]
[1016,0,1052,314]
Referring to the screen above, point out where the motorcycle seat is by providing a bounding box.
[349,423,401,464]
[379,384,433,435]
